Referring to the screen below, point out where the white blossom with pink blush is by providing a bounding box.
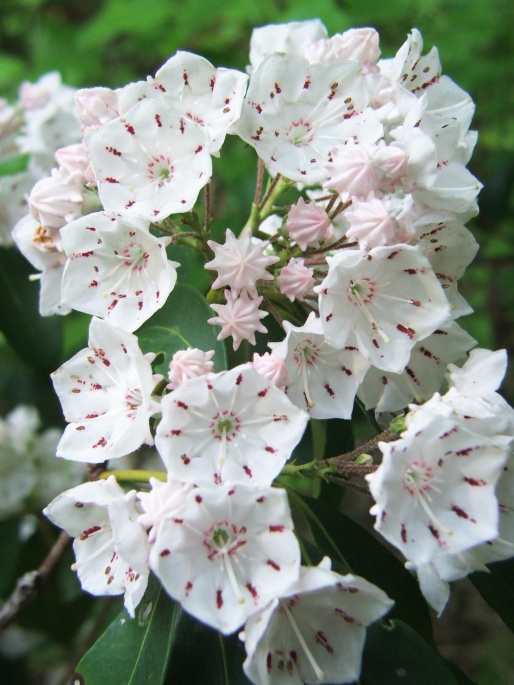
[87,98,212,221]
[29,167,84,231]
[52,317,162,462]
[150,483,301,634]
[269,313,370,419]
[277,258,315,302]
[242,557,393,685]
[305,28,381,72]
[208,289,268,351]
[366,411,511,566]
[60,212,179,332]
[75,86,120,134]
[205,227,278,296]
[237,53,377,184]
[43,476,149,617]
[167,348,215,390]
[285,198,333,251]
[155,365,308,487]
[317,244,451,373]
[55,142,92,185]
[137,477,194,544]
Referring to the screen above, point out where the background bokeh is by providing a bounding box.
[0,1,513,683]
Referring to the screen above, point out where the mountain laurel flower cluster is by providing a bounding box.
[6,17,511,685]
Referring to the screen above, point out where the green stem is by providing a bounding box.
[99,470,167,484]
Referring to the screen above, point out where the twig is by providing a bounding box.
[0,530,72,632]
[253,158,264,205]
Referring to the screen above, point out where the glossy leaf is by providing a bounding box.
[137,282,227,376]
[295,494,433,641]
[75,575,180,685]
[361,620,462,685]
[0,247,62,374]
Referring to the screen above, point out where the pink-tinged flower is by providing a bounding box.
[305,28,381,71]
[285,198,333,251]
[208,289,268,351]
[167,348,215,390]
[317,245,451,373]
[269,313,369,420]
[75,86,120,134]
[55,142,91,185]
[43,476,149,617]
[52,318,162,462]
[60,212,179,332]
[29,167,84,231]
[120,52,248,156]
[251,352,288,390]
[324,141,379,200]
[150,483,301,634]
[205,227,278,296]
[237,54,377,184]
[155,365,308,487]
[137,477,194,544]
[344,194,397,249]
[249,20,328,71]
[242,557,393,685]
[366,413,511,566]
[277,258,315,302]
[87,98,212,221]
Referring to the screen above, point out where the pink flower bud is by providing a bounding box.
[286,197,333,250]
[55,143,91,184]
[325,141,378,199]
[29,167,84,230]
[75,87,119,132]
[277,257,315,302]
[251,352,288,390]
[345,194,396,249]
[167,348,215,390]
[306,28,380,71]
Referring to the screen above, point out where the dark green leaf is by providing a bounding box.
[0,153,29,176]
[361,620,460,685]
[0,248,62,374]
[471,558,514,632]
[137,282,227,376]
[164,610,251,684]
[76,575,179,685]
[295,495,433,641]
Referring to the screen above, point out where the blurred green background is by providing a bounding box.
[0,1,513,683]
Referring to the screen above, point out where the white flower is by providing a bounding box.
[88,98,212,221]
[366,412,511,566]
[60,211,179,332]
[150,483,301,634]
[269,313,370,419]
[317,245,451,373]
[242,557,393,685]
[52,318,162,462]
[43,476,149,617]
[155,365,308,487]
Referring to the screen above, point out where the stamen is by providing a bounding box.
[71,535,113,571]
[299,347,315,408]
[352,288,391,344]
[223,552,244,605]
[405,474,454,538]
[282,602,324,682]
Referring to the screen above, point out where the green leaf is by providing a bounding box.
[76,575,180,685]
[137,283,227,376]
[0,153,29,177]
[361,620,462,685]
[294,495,433,641]
[471,558,514,632]
[164,610,251,684]
[0,248,62,374]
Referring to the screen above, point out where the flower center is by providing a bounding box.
[286,119,314,146]
[147,155,174,186]
[403,460,434,495]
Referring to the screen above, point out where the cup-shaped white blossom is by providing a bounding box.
[150,483,301,634]
[52,317,162,462]
[243,557,393,685]
[269,313,370,420]
[60,211,179,332]
[43,476,149,617]
[156,365,308,487]
[317,245,451,373]
[238,53,377,184]
[366,412,511,566]
[88,98,212,221]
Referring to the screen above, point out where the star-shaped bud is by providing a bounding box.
[43,476,149,617]
[155,365,308,487]
[242,557,393,685]
[61,211,179,332]
[52,318,162,462]
[137,477,194,544]
[205,227,278,296]
[150,483,301,634]
[208,289,268,351]
[166,348,215,390]
[285,198,333,251]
